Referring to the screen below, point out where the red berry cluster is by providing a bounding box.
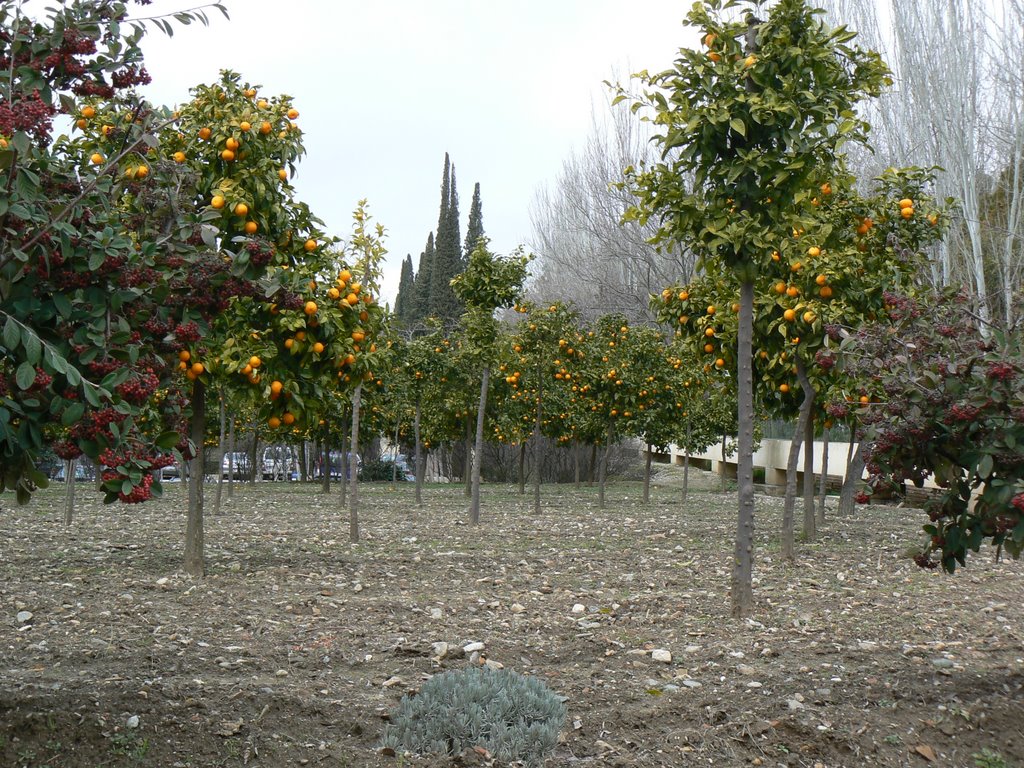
[0,89,57,144]
[115,367,160,405]
[985,362,1015,382]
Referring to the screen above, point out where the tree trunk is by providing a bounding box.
[213,388,226,516]
[643,443,652,504]
[63,458,76,526]
[817,426,830,524]
[588,443,597,487]
[463,417,472,497]
[184,378,206,578]
[339,413,349,505]
[682,422,692,505]
[533,379,543,515]
[469,364,490,526]
[802,398,816,542]
[247,431,259,485]
[840,442,866,516]
[574,443,580,489]
[392,418,401,486]
[226,417,236,499]
[298,441,308,483]
[731,279,756,618]
[349,384,363,543]
[719,429,728,492]
[781,379,814,561]
[414,399,424,507]
[321,438,331,493]
[517,442,527,495]
[598,423,613,509]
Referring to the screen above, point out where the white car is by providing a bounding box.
[262,446,298,481]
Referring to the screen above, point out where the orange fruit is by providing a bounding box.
[312,342,324,354]
[225,137,239,151]
[898,198,913,209]
[90,152,104,165]
[704,343,714,353]
[900,207,914,219]
[173,151,186,163]
[704,32,716,47]
[339,269,352,283]
[295,331,306,341]
[786,286,800,298]
[239,121,251,132]
[259,121,272,135]
[304,300,318,315]
[859,395,870,404]
[346,293,359,306]
[783,309,797,322]
[304,239,317,252]
[270,380,283,395]
[211,195,226,209]
[244,221,258,234]
[278,169,287,181]
[178,350,191,362]
[284,338,294,350]
[774,281,786,295]
[819,286,833,299]
[81,105,96,119]
[287,108,299,119]
[249,356,261,368]
[678,290,689,301]
[807,246,821,257]
[743,54,756,68]
[706,305,716,315]
[221,149,235,162]
[282,412,296,425]
[234,202,248,217]
[820,182,832,195]
[198,127,211,140]
[779,383,790,394]
[268,416,281,429]
[190,362,204,376]
[351,330,365,342]
[715,358,725,368]
[802,310,815,323]
[327,287,340,300]
[815,274,828,286]
[704,327,715,337]
[771,250,780,261]
[257,99,268,109]
[708,51,721,62]
[790,261,803,272]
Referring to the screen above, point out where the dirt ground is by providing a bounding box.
[1,469,1021,768]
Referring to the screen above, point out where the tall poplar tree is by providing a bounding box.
[412,232,435,322]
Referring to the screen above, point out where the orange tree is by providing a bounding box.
[654,167,948,557]
[617,0,892,616]
[450,239,531,525]
[500,300,581,510]
[0,2,228,505]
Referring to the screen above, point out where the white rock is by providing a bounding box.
[127,715,140,729]
[746,681,763,688]
[684,645,701,654]
[156,577,169,586]
[682,679,702,689]
[651,649,672,664]
[787,699,805,711]
[571,604,585,615]
[737,664,758,676]
[463,641,485,653]
[16,611,33,624]
[429,608,443,620]
[483,659,504,670]
[431,642,449,659]
[510,603,526,614]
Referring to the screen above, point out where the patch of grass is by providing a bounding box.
[109,731,149,761]
[973,748,1009,768]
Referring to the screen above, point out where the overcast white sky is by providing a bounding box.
[133,1,696,304]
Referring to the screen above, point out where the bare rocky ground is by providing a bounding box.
[1,470,1022,768]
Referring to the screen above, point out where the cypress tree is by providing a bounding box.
[412,232,435,323]
[394,254,416,326]
[464,182,484,264]
[430,155,463,323]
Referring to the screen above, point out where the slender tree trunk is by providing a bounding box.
[573,443,580,489]
[247,430,259,485]
[839,442,866,516]
[226,417,235,499]
[588,443,597,487]
[781,409,810,560]
[643,442,652,504]
[469,364,490,525]
[63,458,76,526]
[321,439,331,493]
[298,441,308,483]
[533,382,543,515]
[349,384,362,543]
[731,279,756,618]
[339,413,349,505]
[682,422,692,505]
[213,388,226,516]
[818,426,830,524]
[517,442,527,495]
[719,429,728,492]
[463,417,472,497]
[598,422,613,509]
[392,418,401,486]
[802,399,816,541]
[184,379,206,578]
[414,399,424,507]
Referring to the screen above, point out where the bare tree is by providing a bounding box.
[528,94,695,322]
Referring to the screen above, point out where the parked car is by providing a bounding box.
[262,446,298,481]
[52,463,95,482]
[312,450,361,480]
[222,451,253,480]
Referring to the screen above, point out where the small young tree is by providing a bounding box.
[451,240,530,526]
